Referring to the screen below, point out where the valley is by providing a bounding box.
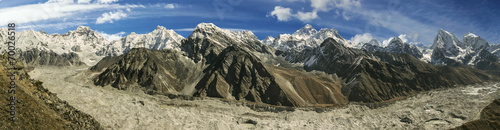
[29,66,500,129]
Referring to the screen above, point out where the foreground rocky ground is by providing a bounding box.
[27,66,500,129]
[0,56,103,129]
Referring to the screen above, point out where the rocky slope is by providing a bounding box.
[0,54,103,129]
[295,38,500,103]
[453,98,500,130]
[193,46,347,107]
[93,48,202,95]
[93,46,347,107]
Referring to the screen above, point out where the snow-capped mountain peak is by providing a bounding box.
[463,32,489,51]
[98,26,185,58]
[432,29,463,51]
[265,24,351,51]
[75,26,92,31]
[293,24,318,37]
[368,38,382,47]
[188,22,260,46]
[262,36,275,45]
[388,37,404,47]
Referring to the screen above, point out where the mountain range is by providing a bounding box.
[1,23,500,107]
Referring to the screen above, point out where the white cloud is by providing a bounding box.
[270,6,293,21]
[98,31,126,41]
[96,10,127,24]
[398,34,408,43]
[97,0,118,4]
[164,4,177,9]
[0,2,143,26]
[46,0,74,4]
[276,0,305,2]
[270,0,361,22]
[382,37,394,46]
[349,33,374,44]
[310,0,331,11]
[296,11,319,22]
[77,0,92,4]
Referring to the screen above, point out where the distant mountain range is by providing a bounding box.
[1,23,500,107]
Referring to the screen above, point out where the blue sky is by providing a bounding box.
[1,0,499,45]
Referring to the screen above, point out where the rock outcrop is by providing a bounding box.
[452,99,500,130]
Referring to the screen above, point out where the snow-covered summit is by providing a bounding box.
[463,32,489,51]
[262,36,275,45]
[293,24,317,38]
[368,38,383,47]
[188,23,260,47]
[267,24,350,51]
[0,26,111,65]
[99,25,185,56]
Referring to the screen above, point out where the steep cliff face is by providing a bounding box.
[0,54,103,129]
[193,46,296,106]
[93,48,202,94]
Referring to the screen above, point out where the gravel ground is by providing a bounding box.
[29,66,500,130]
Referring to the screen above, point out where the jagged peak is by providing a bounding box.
[464,32,478,38]
[75,26,92,31]
[368,38,382,46]
[432,29,463,49]
[390,37,403,43]
[194,23,219,30]
[293,24,318,36]
[303,24,313,28]
[155,25,167,31]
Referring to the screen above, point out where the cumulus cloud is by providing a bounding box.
[46,0,74,4]
[270,6,293,21]
[151,3,179,9]
[77,0,92,4]
[349,33,374,44]
[0,1,142,26]
[270,0,361,22]
[98,31,126,41]
[381,34,422,46]
[164,4,177,9]
[398,34,409,43]
[97,0,119,4]
[96,10,127,24]
[296,11,319,22]
[382,37,394,46]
